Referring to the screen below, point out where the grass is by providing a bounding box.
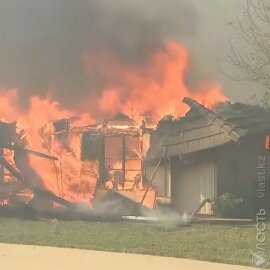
[0,217,269,267]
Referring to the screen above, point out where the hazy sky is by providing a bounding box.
[0,0,261,109]
[183,0,259,103]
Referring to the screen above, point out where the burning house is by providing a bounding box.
[1,94,270,220]
[0,0,240,221]
[0,32,230,220]
[146,97,270,216]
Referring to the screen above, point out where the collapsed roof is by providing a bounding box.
[147,97,270,159]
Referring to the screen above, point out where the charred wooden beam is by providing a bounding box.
[0,156,25,182]
[22,148,58,161]
[0,144,58,161]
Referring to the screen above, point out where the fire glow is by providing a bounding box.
[85,42,226,122]
[0,42,226,206]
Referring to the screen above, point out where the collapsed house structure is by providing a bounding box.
[0,113,156,216]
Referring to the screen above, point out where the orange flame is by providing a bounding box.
[0,41,226,205]
[84,42,226,123]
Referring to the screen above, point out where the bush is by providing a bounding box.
[233,182,270,220]
[213,192,244,218]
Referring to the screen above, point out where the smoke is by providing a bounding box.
[0,0,198,110]
[182,0,258,101]
[140,207,191,228]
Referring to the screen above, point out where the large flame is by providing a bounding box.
[84,42,226,122]
[0,41,226,205]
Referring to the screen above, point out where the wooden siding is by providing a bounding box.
[171,155,216,214]
[145,159,170,197]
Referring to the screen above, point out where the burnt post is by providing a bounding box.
[122,135,126,189]
[0,121,17,185]
[0,148,4,184]
[98,135,106,187]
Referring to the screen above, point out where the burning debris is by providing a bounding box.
[0,121,75,211]
[0,113,156,220]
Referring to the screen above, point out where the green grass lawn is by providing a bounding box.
[0,217,269,267]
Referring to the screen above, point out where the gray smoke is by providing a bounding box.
[0,0,197,110]
[0,0,257,111]
[182,0,261,101]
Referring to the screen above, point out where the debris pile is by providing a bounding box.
[0,114,156,220]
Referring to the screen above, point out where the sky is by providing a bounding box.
[0,0,262,109]
[183,0,259,103]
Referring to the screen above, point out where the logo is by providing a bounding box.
[250,250,269,269]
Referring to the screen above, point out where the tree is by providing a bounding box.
[225,0,270,107]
